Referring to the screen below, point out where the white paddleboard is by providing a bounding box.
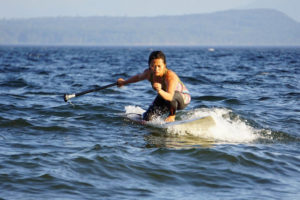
[162,116,216,130]
[125,112,216,132]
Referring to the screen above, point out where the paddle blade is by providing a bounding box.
[64,94,75,102]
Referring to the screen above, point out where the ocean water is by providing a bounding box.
[0,46,299,200]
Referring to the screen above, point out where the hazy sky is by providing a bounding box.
[0,0,299,22]
[0,0,253,18]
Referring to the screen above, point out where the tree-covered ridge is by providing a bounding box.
[1,9,299,46]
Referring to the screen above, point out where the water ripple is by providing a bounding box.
[0,46,299,199]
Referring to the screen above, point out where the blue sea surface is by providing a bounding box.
[0,46,299,199]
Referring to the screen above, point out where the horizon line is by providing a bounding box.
[0,8,285,20]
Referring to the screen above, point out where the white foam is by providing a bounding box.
[125,105,165,125]
[125,105,145,115]
[124,106,260,143]
[179,108,259,143]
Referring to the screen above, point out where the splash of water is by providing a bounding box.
[182,108,260,143]
[124,106,261,143]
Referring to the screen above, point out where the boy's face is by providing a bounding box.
[150,58,166,77]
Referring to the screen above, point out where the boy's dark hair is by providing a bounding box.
[148,51,166,66]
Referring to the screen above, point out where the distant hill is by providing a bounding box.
[0,9,299,46]
[241,0,300,22]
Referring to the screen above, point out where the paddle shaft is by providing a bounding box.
[64,82,117,102]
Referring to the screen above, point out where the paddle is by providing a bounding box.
[63,82,117,102]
